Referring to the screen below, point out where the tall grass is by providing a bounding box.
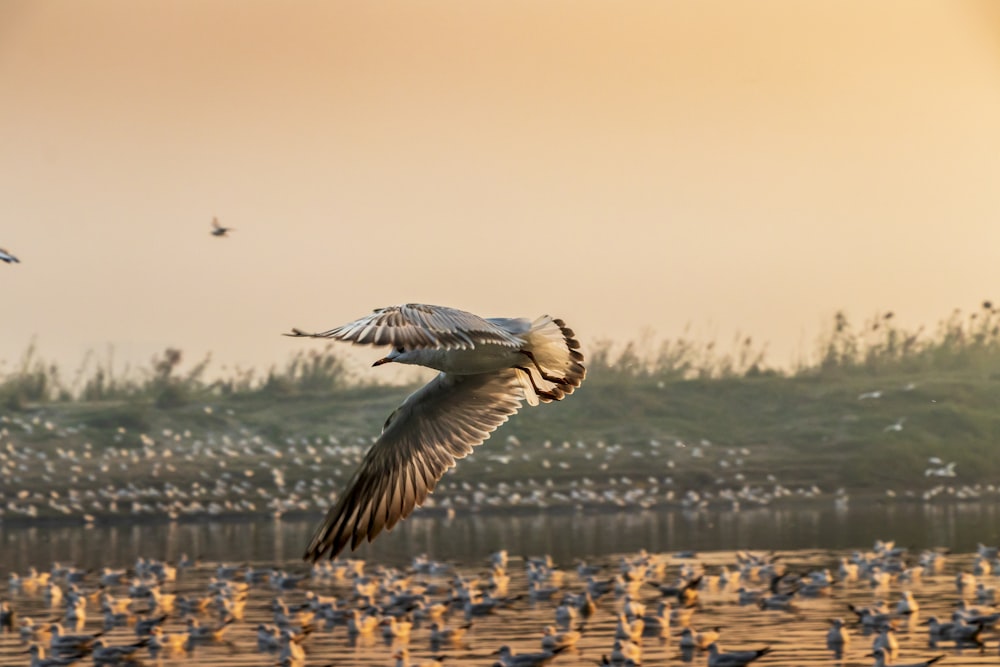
[587,329,770,383]
[587,301,1000,383]
[809,301,1000,377]
[2,303,999,409]
[0,341,67,409]
[0,343,358,409]
[256,346,356,396]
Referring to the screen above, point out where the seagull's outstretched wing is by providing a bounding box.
[304,369,525,561]
[286,303,525,350]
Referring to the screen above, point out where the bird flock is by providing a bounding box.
[6,540,1000,666]
[3,410,995,526]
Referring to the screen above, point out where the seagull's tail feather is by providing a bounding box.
[523,316,586,403]
[514,372,541,407]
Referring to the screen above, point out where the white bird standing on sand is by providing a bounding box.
[288,304,586,561]
[0,248,19,263]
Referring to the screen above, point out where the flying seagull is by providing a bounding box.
[211,217,234,237]
[287,303,586,561]
[0,248,19,263]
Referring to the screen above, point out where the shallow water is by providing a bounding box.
[5,501,1000,572]
[2,545,997,667]
[4,504,1000,666]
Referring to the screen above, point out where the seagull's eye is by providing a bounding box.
[395,347,404,354]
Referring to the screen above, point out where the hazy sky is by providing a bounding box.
[3,1,1000,379]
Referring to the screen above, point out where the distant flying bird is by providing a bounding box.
[211,217,233,237]
[0,248,19,263]
[287,303,586,561]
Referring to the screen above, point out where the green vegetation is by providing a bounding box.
[2,304,999,494]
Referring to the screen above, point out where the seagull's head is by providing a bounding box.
[373,347,416,367]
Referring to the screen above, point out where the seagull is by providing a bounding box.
[827,618,849,657]
[148,626,187,659]
[210,217,233,237]
[288,304,586,561]
[0,600,15,632]
[26,644,79,667]
[394,648,446,667]
[706,643,772,667]
[91,638,147,665]
[48,623,104,653]
[0,247,19,263]
[872,623,899,661]
[867,648,944,667]
[493,644,568,667]
[429,621,469,645]
[541,625,581,651]
[897,591,919,615]
[185,617,233,644]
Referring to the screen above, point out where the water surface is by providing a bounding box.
[4,504,1000,666]
[5,502,1000,572]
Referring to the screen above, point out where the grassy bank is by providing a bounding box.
[2,305,1000,497]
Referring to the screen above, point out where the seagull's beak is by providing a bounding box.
[373,357,392,367]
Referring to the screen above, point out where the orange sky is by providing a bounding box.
[2,1,1000,378]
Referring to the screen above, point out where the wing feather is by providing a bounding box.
[287,304,525,350]
[304,369,525,561]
